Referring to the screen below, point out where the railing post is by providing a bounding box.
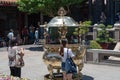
[93,24,98,40]
[114,23,120,42]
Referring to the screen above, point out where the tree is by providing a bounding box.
[73,20,92,43]
[17,0,86,17]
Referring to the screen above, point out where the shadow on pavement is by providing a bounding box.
[25,46,44,51]
[83,75,94,80]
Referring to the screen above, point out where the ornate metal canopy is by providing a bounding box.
[47,7,79,27]
[47,16,79,27]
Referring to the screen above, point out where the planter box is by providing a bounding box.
[108,43,116,50]
[99,43,109,49]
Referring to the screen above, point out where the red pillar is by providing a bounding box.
[18,12,23,35]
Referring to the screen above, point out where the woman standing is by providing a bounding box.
[34,28,39,44]
[8,40,24,78]
[59,39,75,80]
[22,26,29,44]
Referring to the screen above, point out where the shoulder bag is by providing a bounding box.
[65,49,77,74]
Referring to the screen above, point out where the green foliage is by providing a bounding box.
[73,20,92,36]
[80,21,92,35]
[98,24,105,28]
[96,24,114,43]
[107,25,112,28]
[17,0,85,16]
[89,40,102,49]
[17,0,45,14]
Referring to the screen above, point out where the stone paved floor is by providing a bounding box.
[0,45,120,80]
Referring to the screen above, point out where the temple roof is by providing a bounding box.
[0,0,17,5]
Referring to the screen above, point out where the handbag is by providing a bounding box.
[15,49,25,67]
[65,49,77,74]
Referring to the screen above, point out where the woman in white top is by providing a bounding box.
[7,29,14,46]
[34,28,39,44]
[59,39,74,80]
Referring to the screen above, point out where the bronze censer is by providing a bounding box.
[43,7,86,80]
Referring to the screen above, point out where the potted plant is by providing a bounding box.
[96,24,114,49]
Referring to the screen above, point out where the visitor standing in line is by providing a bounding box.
[34,28,39,44]
[22,26,29,44]
[29,25,35,43]
[7,29,14,46]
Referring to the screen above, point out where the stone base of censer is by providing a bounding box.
[44,72,83,80]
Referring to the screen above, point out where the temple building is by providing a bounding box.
[89,0,120,25]
[0,0,27,37]
[0,0,119,38]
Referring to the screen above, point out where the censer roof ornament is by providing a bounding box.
[57,7,67,16]
[47,7,79,27]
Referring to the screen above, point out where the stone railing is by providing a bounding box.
[85,49,120,63]
[93,23,120,42]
